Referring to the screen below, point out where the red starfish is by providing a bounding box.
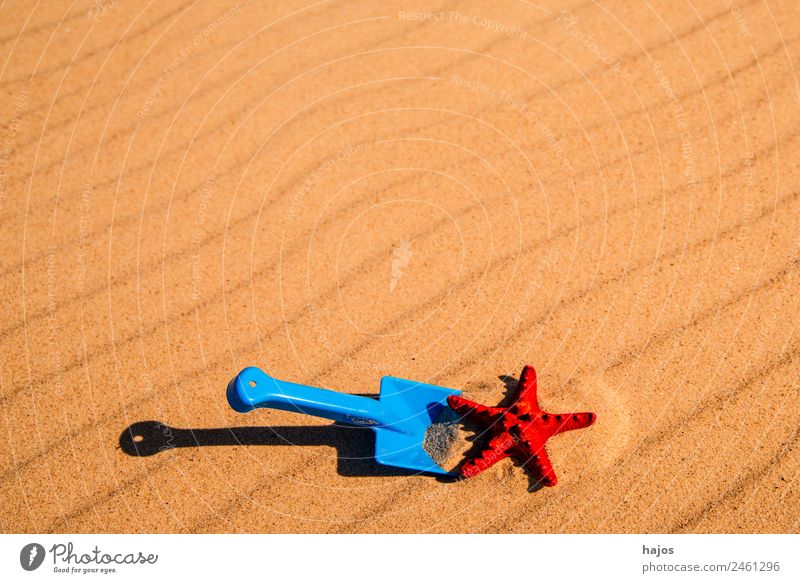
[447,365,596,487]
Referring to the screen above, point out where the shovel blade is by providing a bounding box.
[374,376,460,475]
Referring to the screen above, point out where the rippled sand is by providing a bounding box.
[1,0,798,533]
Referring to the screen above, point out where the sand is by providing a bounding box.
[423,407,472,472]
[1,0,799,533]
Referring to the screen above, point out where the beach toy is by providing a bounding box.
[447,365,596,486]
[227,366,461,475]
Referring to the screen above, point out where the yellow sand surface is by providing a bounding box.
[1,0,798,533]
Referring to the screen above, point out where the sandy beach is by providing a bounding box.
[1,0,798,533]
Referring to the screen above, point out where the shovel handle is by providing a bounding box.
[227,367,386,428]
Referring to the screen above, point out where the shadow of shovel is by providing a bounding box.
[119,420,417,477]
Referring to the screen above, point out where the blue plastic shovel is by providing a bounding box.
[227,366,461,475]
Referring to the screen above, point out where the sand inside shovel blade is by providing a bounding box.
[422,407,473,472]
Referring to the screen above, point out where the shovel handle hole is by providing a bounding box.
[133,435,144,443]
[248,380,257,388]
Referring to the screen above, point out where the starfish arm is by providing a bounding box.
[459,433,515,478]
[447,395,504,426]
[512,439,558,487]
[516,365,541,411]
[551,411,597,435]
